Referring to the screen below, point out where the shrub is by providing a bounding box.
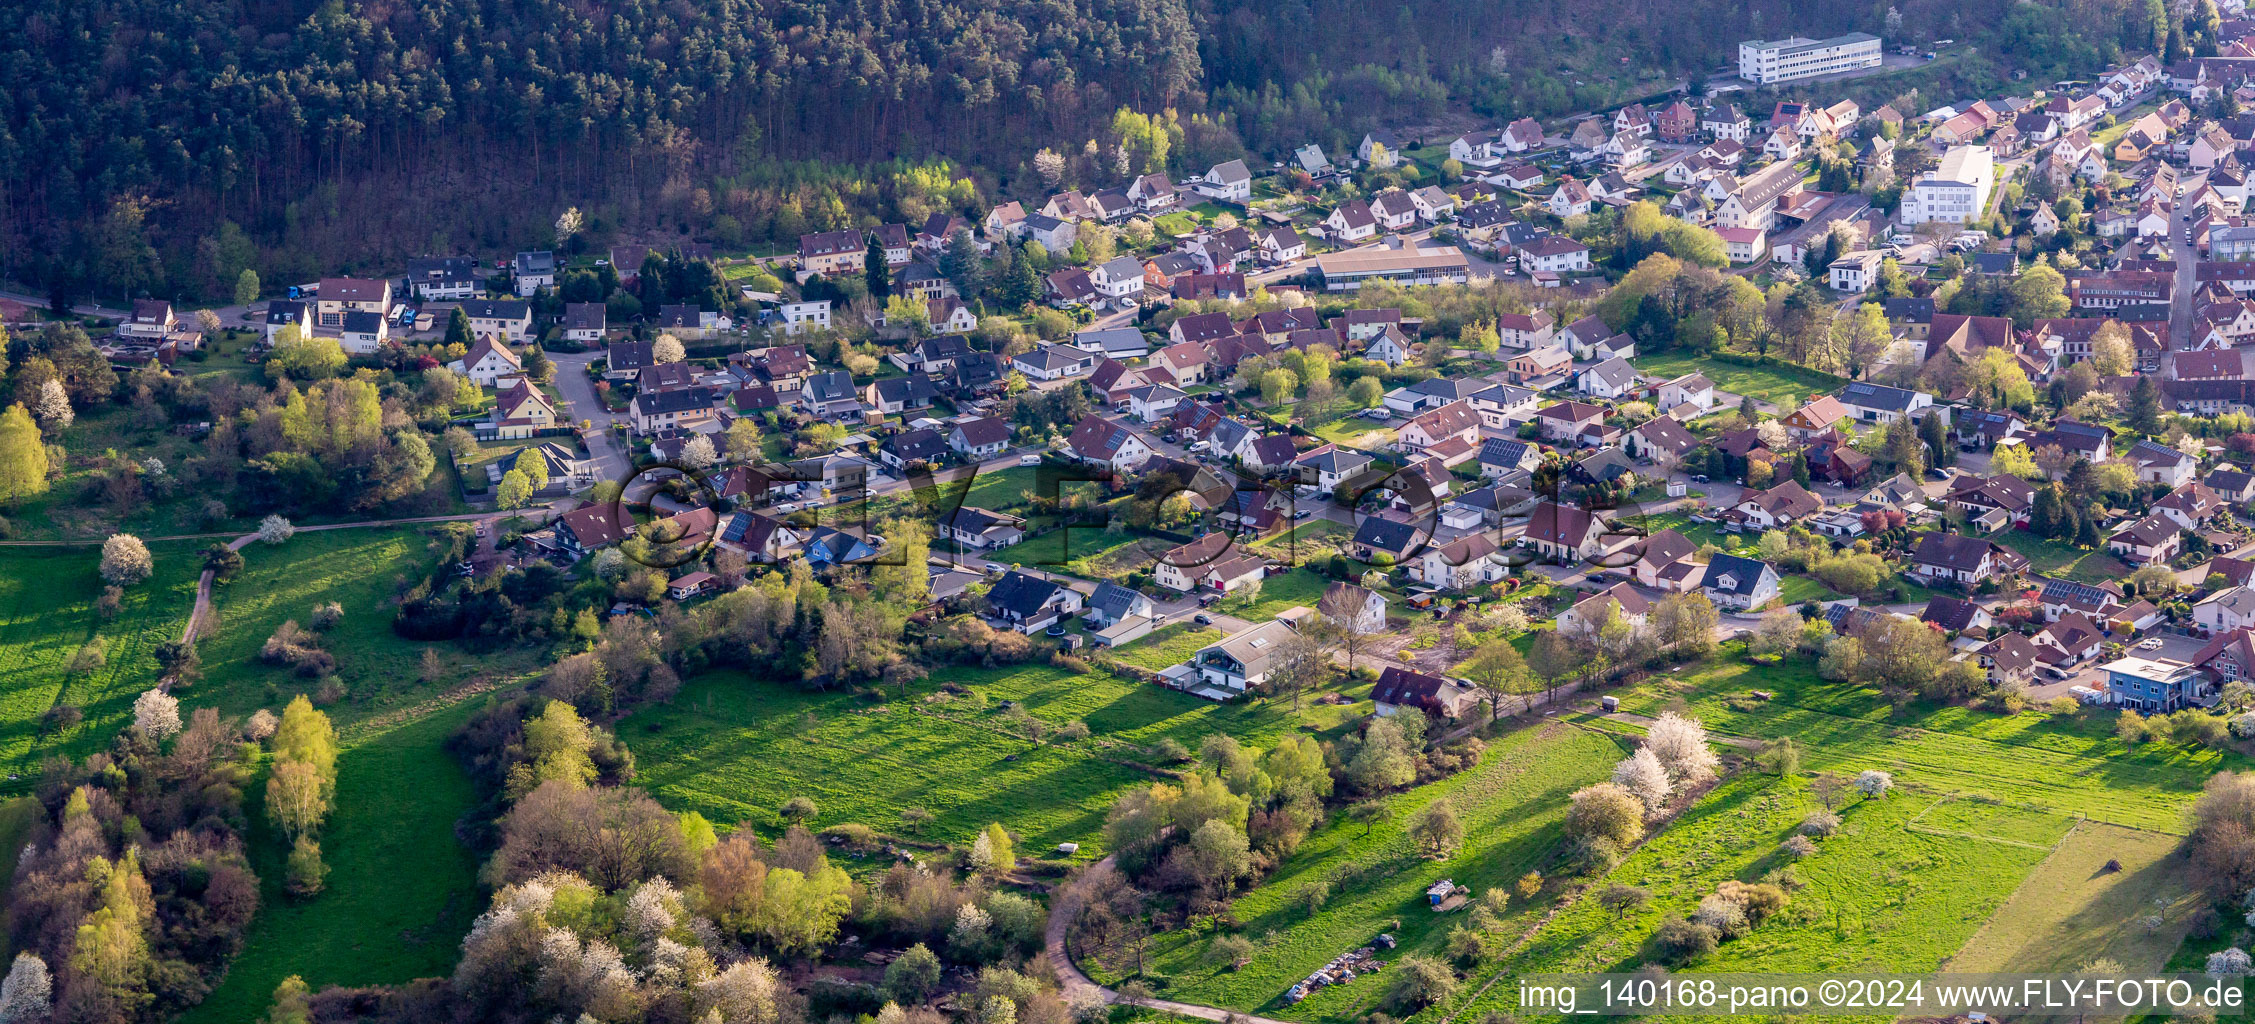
[260,621,335,677]
[822,823,881,852]
[1800,810,1840,837]
[1651,915,1719,961]
[309,602,344,631]
[1692,894,1748,937]
[1565,782,1645,849]
[285,836,327,898]
[1780,834,1818,859]
[1206,934,1256,968]
[1384,955,1458,1010]
[99,533,153,587]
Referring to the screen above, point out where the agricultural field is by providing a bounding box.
[1590,656,2236,832]
[1630,355,1844,412]
[1949,821,2198,975]
[1446,775,2068,1024]
[1133,723,1629,1020]
[181,698,486,1024]
[624,656,1378,853]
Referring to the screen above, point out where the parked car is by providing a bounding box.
[983,562,1007,574]
[1193,613,1213,625]
[1019,453,1043,466]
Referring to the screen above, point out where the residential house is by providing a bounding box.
[948,417,1013,461]
[1836,382,1935,425]
[1909,532,2029,586]
[1522,501,1608,563]
[1700,554,1782,611]
[2126,439,2198,487]
[1725,480,1824,531]
[1560,583,1652,637]
[2107,514,2184,566]
[1534,400,1606,443]
[451,336,524,387]
[1319,582,1389,635]
[1577,357,1641,400]
[1371,667,1480,719]
[460,298,534,342]
[1322,201,1380,242]
[1412,534,1505,591]
[1398,401,1484,452]
[1012,343,1097,381]
[512,251,557,295]
[800,371,863,419]
[1191,620,1298,693]
[986,571,1084,633]
[1065,415,1153,471]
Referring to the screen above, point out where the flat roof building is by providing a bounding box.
[1738,32,1883,84]
[1901,145,1995,225]
[1313,245,1471,291]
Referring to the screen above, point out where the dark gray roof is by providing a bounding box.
[1701,554,1776,596]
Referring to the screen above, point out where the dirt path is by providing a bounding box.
[1044,857,1300,1024]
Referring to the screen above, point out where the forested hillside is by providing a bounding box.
[0,0,2150,303]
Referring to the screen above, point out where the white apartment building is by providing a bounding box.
[1738,33,1884,84]
[1901,146,1996,225]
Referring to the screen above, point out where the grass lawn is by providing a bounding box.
[1132,723,1629,1019]
[1948,821,2198,974]
[1772,574,1843,607]
[1257,521,1352,565]
[192,529,545,723]
[1107,624,1223,670]
[1590,656,2238,832]
[1995,528,2128,583]
[1300,416,1394,449]
[625,660,1376,852]
[1621,510,1737,554]
[1219,568,1335,621]
[1001,529,1154,578]
[961,464,1101,514]
[180,698,485,1024]
[1447,774,2066,1023]
[0,527,544,794]
[1631,354,1844,412]
[0,544,202,782]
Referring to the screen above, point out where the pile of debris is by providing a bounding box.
[1283,937,1391,1004]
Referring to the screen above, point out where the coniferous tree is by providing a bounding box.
[865,236,891,301]
[2129,376,2161,435]
[445,307,474,349]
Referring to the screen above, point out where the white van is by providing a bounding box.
[2068,686,2104,705]
[1018,453,1042,467]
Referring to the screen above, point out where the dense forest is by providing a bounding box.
[0,0,2156,304]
